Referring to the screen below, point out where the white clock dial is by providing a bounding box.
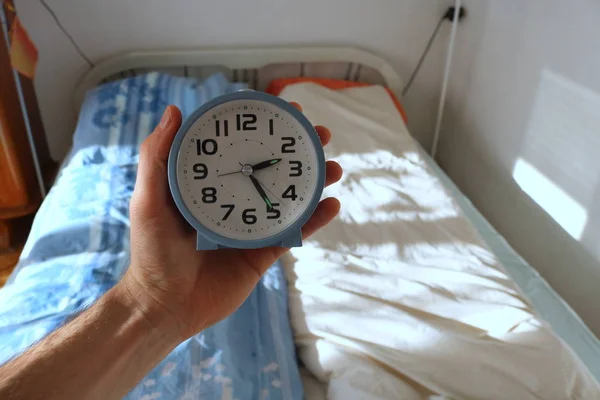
[175,99,320,241]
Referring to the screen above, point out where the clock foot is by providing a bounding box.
[280,231,303,248]
[196,233,219,250]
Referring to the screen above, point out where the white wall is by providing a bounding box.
[16,0,451,161]
[439,0,600,335]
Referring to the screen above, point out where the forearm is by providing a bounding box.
[0,281,180,400]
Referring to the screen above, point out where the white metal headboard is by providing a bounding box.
[73,46,403,112]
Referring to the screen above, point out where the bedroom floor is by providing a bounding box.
[0,217,32,287]
[0,249,20,287]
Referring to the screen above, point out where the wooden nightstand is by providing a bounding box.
[0,4,54,285]
[0,248,22,287]
[0,217,33,286]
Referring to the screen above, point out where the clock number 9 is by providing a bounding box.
[193,163,208,179]
[196,139,218,155]
[281,137,295,153]
[289,161,302,177]
[201,187,217,203]
[242,208,257,225]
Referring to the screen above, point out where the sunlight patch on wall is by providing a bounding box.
[513,69,600,242]
[513,158,587,240]
[519,69,600,208]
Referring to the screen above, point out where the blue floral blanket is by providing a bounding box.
[0,72,303,400]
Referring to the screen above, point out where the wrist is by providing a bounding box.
[114,274,183,346]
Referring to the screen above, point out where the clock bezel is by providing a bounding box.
[167,90,326,249]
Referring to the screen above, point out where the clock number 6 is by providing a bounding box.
[289,161,302,177]
[242,208,257,225]
[196,139,218,155]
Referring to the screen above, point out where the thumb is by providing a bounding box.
[132,106,182,216]
[136,106,182,192]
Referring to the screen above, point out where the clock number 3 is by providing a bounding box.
[289,161,302,177]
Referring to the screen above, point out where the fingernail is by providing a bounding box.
[159,107,172,129]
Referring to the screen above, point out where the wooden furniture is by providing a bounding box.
[0,10,54,286]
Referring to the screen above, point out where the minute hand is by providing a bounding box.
[249,175,274,211]
[251,158,282,171]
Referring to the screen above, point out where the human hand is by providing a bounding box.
[121,104,342,342]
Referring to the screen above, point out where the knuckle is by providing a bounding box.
[140,138,153,156]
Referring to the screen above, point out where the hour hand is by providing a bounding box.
[251,158,282,171]
[249,175,273,211]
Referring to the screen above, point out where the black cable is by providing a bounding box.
[39,0,93,68]
[402,6,466,97]
[401,15,445,97]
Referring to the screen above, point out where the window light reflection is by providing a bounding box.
[513,158,588,240]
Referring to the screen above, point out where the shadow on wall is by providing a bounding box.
[438,83,600,336]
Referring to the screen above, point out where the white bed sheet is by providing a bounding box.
[278,83,600,399]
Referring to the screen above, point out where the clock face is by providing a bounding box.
[174,98,321,242]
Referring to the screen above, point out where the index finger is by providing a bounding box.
[289,102,303,112]
[289,102,331,147]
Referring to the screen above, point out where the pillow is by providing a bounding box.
[72,72,246,154]
[265,77,408,123]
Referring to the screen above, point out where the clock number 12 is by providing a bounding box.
[237,114,257,131]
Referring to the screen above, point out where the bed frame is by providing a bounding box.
[73,46,404,112]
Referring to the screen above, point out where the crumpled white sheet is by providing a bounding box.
[279,83,600,399]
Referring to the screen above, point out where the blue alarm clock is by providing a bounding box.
[168,90,326,250]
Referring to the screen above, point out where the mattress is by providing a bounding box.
[278,82,600,399]
[424,145,600,380]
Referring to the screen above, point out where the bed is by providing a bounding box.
[1,46,599,399]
